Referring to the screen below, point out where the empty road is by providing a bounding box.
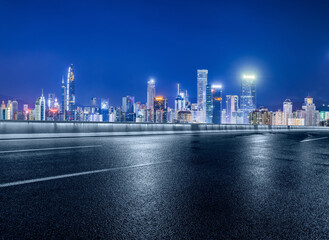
[1,131,329,239]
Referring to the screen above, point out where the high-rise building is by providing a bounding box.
[122,96,135,113]
[174,84,186,122]
[197,70,208,122]
[101,98,109,122]
[206,84,213,123]
[6,100,12,120]
[147,79,156,110]
[12,100,18,120]
[66,64,75,121]
[48,93,56,109]
[23,104,29,120]
[212,85,223,124]
[303,96,319,126]
[35,90,46,121]
[61,76,66,120]
[249,107,272,125]
[154,97,168,123]
[226,95,239,124]
[1,101,6,120]
[241,74,256,124]
[283,99,293,125]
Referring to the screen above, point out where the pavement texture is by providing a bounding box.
[1,131,329,239]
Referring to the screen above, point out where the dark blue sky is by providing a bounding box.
[1,0,329,108]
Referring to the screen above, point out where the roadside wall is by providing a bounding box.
[0,120,326,135]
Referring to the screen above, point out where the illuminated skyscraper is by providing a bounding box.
[35,90,46,121]
[1,101,6,120]
[66,64,75,121]
[174,84,186,121]
[206,84,213,123]
[303,96,319,126]
[48,93,56,109]
[61,76,66,120]
[147,79,156,110]
[283,99,293,125]
[226,95,239,124]
[197,69,208,111]
[122,96,135,113]
[101,98,109,122]
[212,85,223,124]
[154,97,168,123]
[241,74,256,124]
[12,100,18,120]
[6,101,12,120]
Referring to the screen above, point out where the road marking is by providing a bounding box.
[0,161,172,188]
[300,137,328,143]
[0,145,102,154]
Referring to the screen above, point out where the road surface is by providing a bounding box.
[1,131,329,239]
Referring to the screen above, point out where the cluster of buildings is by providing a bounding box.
[249,97,328,126]
[1,64,328,126]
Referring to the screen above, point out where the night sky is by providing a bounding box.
[1,0,329,108]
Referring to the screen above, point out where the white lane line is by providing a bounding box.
[0,145,102,154]
[0,161,172,188]
[300,137,329,143]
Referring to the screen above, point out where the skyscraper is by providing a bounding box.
[212,85,223,124]
[35,90,46,121]
[147,79,156,110]
[241,74,256,124]
[174,84,186,121]
[303,96,319,126]
[66,64,75,121]
[206,84,213,123]
[226,95,239,124]
[283,99,293,125]
[12,100,18,120]
[197,70,208,115]
[61,76,66,120]
[101,98,109,122]
[154,97,168,123]
[122,96,135,113]
[1,101,6,120]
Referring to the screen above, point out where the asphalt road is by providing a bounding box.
[1,131,329,239]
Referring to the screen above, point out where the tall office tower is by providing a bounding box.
[206,84,213,123]
[101,98,109,122]
[61,76,66,120]
[303,96,318,126]
[6,100,12,120]
[48,93,56,109]
[23,104,29,120]
[12,100,18,120]
[174,84,186,121]
[147,79,156,110]
[154,97,168,123]
[241,74,256,124]
[212,85,223,124]
[226,95,239,124]
[1,101,6,120]
[283,99,293,125]
[122,96,135,113]
[197,70,208,122]
[35,90,46,121]
[66,64,75,121]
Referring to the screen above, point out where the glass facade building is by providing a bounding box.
[240,75,256,124]
[212,85,222,124]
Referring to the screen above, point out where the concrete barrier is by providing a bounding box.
[0,120,327,139]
